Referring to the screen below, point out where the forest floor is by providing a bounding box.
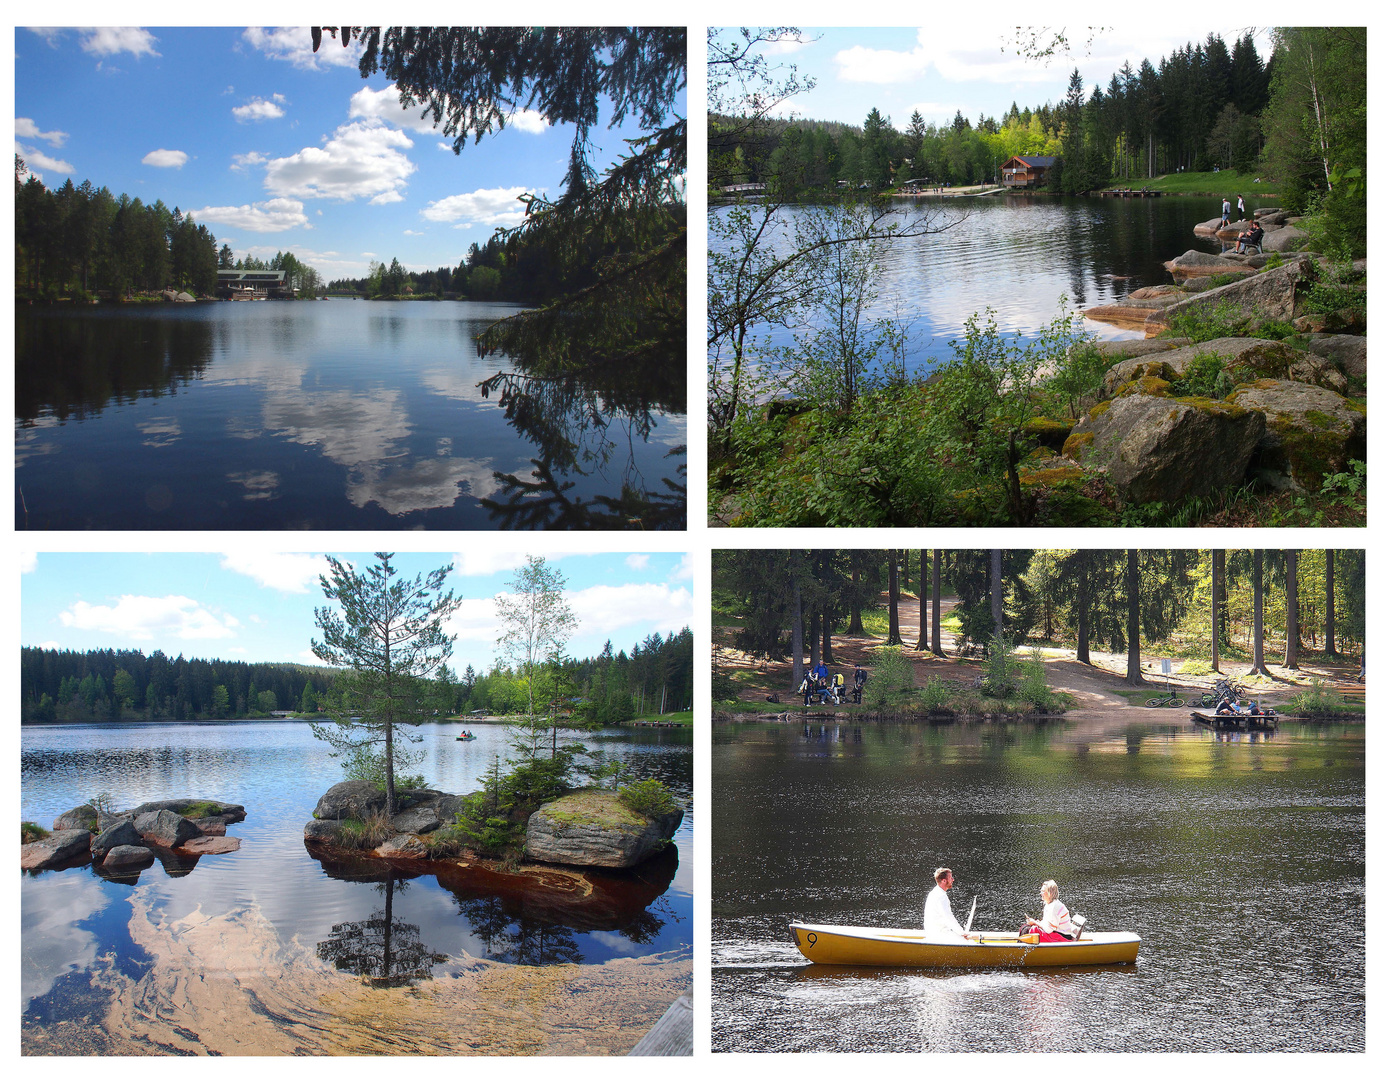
[714,590,1362,716]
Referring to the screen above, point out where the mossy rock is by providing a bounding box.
[1061,430,1095,458]
[1019,466,1086,488]
[1115,375,1173,398]
[1021,416,1075,451]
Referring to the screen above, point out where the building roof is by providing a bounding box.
[1006,155,1059,167]
[217,270,286,283]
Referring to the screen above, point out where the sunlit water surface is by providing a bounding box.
[17,300,686,530]
[712,717,1362,1052]
[22,721,692,1038]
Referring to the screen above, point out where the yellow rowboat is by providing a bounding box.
[790,922,1140,968]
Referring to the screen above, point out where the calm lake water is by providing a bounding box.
[22,721,692,1050]
[712,716,1363,1052]
[16,300,686,530]
[712,192,1277,376]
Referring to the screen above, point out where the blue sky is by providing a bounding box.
[15,26,684,282]
[21,551,694,674]
[719,25,1275,130]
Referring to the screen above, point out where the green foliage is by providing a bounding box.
[1045,339,1109,419]
[981,632,1017,697]
[1161,300,1250,343]
[336,811,398,851]
[177,801,225,819]
[1287,677,1361,715]
[1300,262,1366,317]
[90,792,118,816]
[1171,352,1235,399]
[618,778,678,818]
[918,676,952,711]
[1017,648,1055,709]
[453,755,525,856]
[864,645,913,707]
[21,822,49,844]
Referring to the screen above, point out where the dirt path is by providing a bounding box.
[717,590,1360,713]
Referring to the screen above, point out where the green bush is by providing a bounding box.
[1162,300,1249,343]
[918,676,952,711]
[1172,351,1235,399]
[1287,677,1360,714]
[341,744,427,793]
[21,822,49,844]
[1018,648,1054,709]
[454,792,525,855]
[982,633,1016,698]
[864,645,914,707]
[336,811,397,850]
[618,778,679,818]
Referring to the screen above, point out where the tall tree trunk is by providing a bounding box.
[1125,549,1144,685]
[1076,553,1091,665]
[915,549,928,651]
[848,564,864,634]
[931,550,945,657]
[821,608,834,664]
[990,549,1004,639]
[1210,550,1223,674]
[791,581,804,692]
[809,610,821,669]
[886,552,902,646]
[1325,550,1337,657]
[1248,550,1271,676]
[903,549,911,594]
[1284,550,1299,669]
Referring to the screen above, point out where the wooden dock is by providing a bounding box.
[628,992,692,1055]
[1190,709,1279,731]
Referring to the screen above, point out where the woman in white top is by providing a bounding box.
[1024,880,1076,941]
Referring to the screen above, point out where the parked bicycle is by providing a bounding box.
[1145,689,1186,708]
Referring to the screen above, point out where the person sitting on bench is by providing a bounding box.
[1235,223,1264,254]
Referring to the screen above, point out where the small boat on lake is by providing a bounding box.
[456,733,477,741]
[789,922,1140,968]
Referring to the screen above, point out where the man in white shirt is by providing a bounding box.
[923,867,974,941]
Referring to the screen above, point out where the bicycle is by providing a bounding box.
[1145,689,1186,708]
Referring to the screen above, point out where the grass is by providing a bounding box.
[1136,170,1276,197]
[178,801,226,818]
[632,710,692,726]
[21,822,49,844]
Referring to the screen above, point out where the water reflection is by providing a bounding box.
[15,302,685,530]
[317,872,446,987]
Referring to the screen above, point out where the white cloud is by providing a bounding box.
[60,595,239,641]
[455,552,527,577]
[21,553,38,574]
[187,198,308,233]
[369,190,404,205]
[220,552,330,593]
[16,118,67,147]
[569,583,693,636]
[233,97,286,122]
[16,143,73,175]
[349,84,443,134]
[625,554,651,571]
[403,229,423,236]
[143,149,187,168]
[80,27,159,58]
[264,121,415,202]
[421,186,530,228]
[671,554,693,581]
[243,26,361,70]
[508,109,548,135]
[231,151,268,172]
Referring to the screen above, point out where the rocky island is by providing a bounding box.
[21,798,246,875]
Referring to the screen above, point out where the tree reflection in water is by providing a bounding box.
[477,366,686,530]
[316,871,446,988]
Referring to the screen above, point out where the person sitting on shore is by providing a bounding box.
[1021,880,1077,942]
[1216,697,1236,715]
[1235,223,1264,254]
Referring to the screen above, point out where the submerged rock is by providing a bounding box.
[524,789,683,869]
[21,829,93,871]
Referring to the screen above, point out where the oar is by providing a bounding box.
[965,895,978,938]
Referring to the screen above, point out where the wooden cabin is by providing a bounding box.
[1001,155,1059,189]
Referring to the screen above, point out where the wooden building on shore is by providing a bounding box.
[1001,155,1059,189]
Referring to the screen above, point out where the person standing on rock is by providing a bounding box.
[1237,194,1246,218]
[1221,197,1231,227]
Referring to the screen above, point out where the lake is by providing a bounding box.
[16,300,686,530]
[711,192,1277,376]
[21,720,692,1055]
[712,716,1363,1052]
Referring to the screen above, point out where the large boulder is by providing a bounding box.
[304,819,349,843]
[103,844,155,870]
[524,789,683,869]
[1227,380,1367,491]
[130,798,247,825]
[1146,256,1316,333]
[313,780,389,821]
[1262,224,1309,253]
[1062,394,1265,505]
[91,819,143,859]
[54,805,99,832]
[1304,334,1367,380]
[134,808,203,848]
[1102,337,1343,395]
[1163,250,1256,281]
[375,834,429,859]
[21,829,93,871]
